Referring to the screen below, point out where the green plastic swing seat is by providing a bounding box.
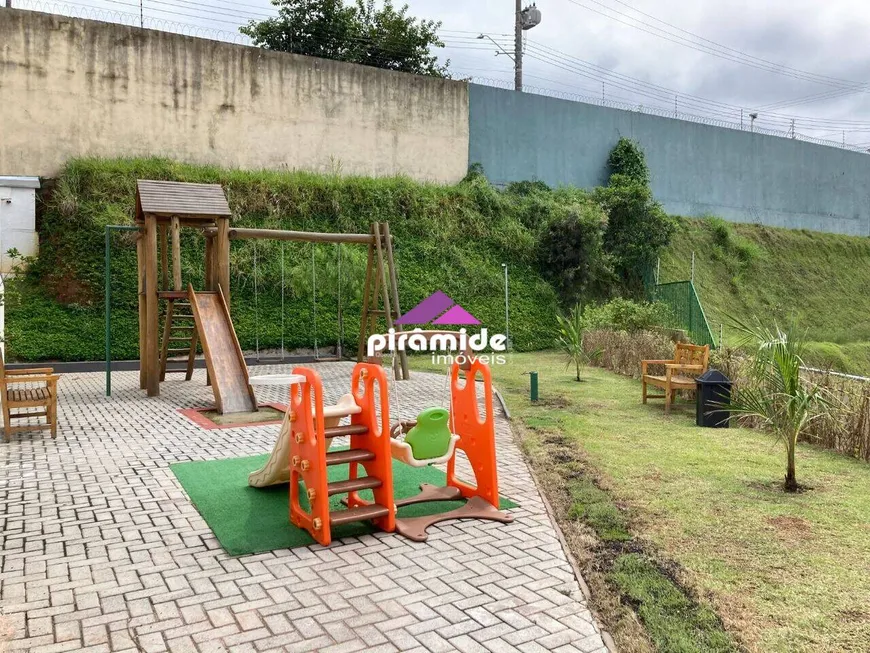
[403,407,453,460]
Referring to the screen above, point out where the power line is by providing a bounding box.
[596,0,868,90]
[560,0,869,91]
[523,40,870,130]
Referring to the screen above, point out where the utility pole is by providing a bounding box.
[512,2,541,92]
[515,0,523,92]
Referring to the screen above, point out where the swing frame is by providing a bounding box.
[253,239,343,365]
[202,221,409,380]
[131,177,411,400]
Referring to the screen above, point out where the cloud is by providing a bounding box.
[417,0,870,141]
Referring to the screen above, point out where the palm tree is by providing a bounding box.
[556,303,597,382]
[724,318,831,492]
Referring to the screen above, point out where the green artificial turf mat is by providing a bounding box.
[171,454,517,555]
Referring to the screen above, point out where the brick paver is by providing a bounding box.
[1,362,607,652]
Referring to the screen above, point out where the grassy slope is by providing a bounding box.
[7,158,567,361]
[480,352,870,653]
[662,218,870,373]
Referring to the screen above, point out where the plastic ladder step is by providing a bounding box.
[327,477,382,496]
[329,504,390,526]
[325,449,375,466]
[324,424,369,439]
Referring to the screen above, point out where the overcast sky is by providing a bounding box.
[21,0,870,146]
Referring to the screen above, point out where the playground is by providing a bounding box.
[0,180,608,652]
[0,362,607,652]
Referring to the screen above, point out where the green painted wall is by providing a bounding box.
[469,84,870,236]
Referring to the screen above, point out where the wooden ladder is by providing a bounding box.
[358,221,409,379]
[158,292,199,381]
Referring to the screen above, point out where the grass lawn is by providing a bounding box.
[664,218,870,373]
[420,352,870,652]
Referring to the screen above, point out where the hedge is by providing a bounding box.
[7,157,578,362]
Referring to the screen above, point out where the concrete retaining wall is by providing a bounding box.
[0,10,469,183]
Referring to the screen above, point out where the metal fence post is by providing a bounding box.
[105,224,142,396]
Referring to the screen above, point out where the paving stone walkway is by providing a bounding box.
[1,362,608,653]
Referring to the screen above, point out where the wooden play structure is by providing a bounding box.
[1,350,60,442]
[281,357,512,546]
[133,179,408,414]
[641,342,710,413]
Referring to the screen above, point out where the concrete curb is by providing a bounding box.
[506,414,618,653]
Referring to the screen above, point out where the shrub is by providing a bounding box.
[596,178,675,294]
[583,328,675,378]
[538,200,610,304]
[556,303,598,381]
[607,137,649,185]
[505,179,551,196]
[582,298,671,333]
[9,157,562,361]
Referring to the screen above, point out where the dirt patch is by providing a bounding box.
[766,515,813,539]
[748,479,813,495]
[837,608,870,624]
[200,406,285,426]
[179,403,287,429]
[516,424,655,652]
[537,395,571,408]
[514,420,738,653]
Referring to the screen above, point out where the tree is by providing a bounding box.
[724,319,831,493]
[240,0,449,77]
[539,202,610,305]
[596,176,674,294]
[596,139,673,294]
[607,137,650,185]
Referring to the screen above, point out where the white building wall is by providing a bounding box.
[0,177,40,273]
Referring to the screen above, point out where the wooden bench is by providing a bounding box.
[641,343,710,414]
[1,350,60,442]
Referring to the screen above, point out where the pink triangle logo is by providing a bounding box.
[432,305,481,325]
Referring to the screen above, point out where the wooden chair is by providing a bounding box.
[1,349,60,442]
[641,343,710,414]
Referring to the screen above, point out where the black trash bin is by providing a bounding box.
[696,370,732,428]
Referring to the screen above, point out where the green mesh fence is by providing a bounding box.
[649,280,718,348]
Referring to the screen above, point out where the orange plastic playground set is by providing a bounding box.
[126,180,513,546]
[287,358,512,546]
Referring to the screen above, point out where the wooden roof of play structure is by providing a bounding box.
[135,180,232,223]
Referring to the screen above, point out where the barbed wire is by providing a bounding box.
[462,75,870,154]
[16,0,254,43]
[11,3,870,155]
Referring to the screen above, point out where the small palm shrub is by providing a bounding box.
[557,303,598,381]
[725,319,832,492]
